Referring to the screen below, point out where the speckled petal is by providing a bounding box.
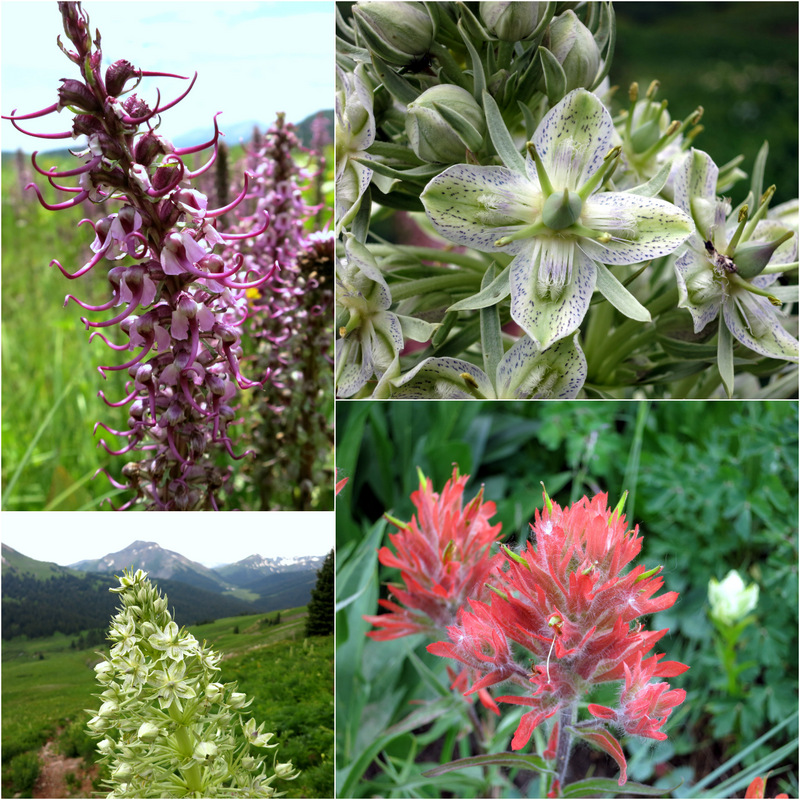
[510,239,596,349]
[390,357,495,399]
[723,293,799,363]
[496,332,586,398]
[339,235,392,311]
[335,336,373,398]
[579,193,693,265]
[531,89,614,189]
[674,249,722,333]
[421,164,540,254]
[672,148,718,243]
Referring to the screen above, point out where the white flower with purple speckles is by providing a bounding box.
[421,89,694,349]
[673,148,798,372]
[389,333,586,399]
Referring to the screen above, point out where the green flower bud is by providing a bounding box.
[112,763,133,782]
[405,84,486,163]
[480,1,545,41]
[275,761,298,779]
[352,2,434,66]
[542,188,583,230]
[733,230,794,279]
[193,741,219,761]
[546,10,601,91]
[230,692,247,708]
[708,570,759,626]
[137,721,160,742]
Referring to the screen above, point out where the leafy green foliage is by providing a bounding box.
[336,400,798,797]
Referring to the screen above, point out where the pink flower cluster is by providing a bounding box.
[365,472,688,788]
[4,2,275,509]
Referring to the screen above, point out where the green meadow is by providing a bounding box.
[1,609,334,798]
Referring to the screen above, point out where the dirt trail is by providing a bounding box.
[32,735,98,799]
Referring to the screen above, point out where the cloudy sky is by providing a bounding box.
[2,512,335,567]
[1,1,332,151]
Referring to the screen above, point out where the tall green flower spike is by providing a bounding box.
[420,88,694,349]
[672,148,799,393]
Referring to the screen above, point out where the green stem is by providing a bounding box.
[555,703,577,789]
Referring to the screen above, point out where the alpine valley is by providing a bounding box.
[1,541,327,641]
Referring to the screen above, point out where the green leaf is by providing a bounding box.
[370,54,418,105]
[594,262,652,322]
[561,777,676,798]
[538,46,567,106]
[483,90,526,174]
[458,18,486,102]
[717,318,735,397]
[448,262,511,311]
[423,752,554,778]
[628,159,673,197]
[480,264,504,380]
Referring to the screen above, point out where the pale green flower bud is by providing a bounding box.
[274,761,298,779]
[97,738,114,755]
[352,2,434,66]
[94,660,114,682]
[480,1,545,41]
[547,10,601,90]
[242,756,257,771]
[193,741,219,761]
[98,700,119,717]
[708,570,759,626]
[405,85,485,163]
[230,692,248,708]
[205,682,225,702]
[137,721,160,742]
[112,763,133,782]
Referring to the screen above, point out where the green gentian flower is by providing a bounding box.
[421,88,694,349]
[335,235,403,397]
[389,332,586,398]
[335,64,375,234]
[673,149,798,369]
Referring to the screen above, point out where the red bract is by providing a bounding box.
[364,467,503,638]
[430,489,688,786]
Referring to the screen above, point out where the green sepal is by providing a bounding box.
[433,102,485,154]
[594,262,652,322]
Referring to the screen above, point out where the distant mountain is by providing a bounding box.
[70,540,229,594]
[215,554,324,587]
[1,544,259,641]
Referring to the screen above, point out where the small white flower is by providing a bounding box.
[708,570,759,626]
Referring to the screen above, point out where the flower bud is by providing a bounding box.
[352,2,434,66]
[205,682,225,702]
[193,741,218,761]
[405,85,485,163]
[105,59,139,97]
[546,10,601,91]
[708,570,759,626]
[686,269,719,306]
[97,738,114,755]
[480,2,545,41]
[57,79,102,114]
[274,761,297,779]
[137,721,160,742]
[733,230,795,279]
[229,692,247,708]
[112,763,133,782]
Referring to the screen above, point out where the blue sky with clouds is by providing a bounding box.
[1,1,333,151]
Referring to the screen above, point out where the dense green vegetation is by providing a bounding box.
[1,608,333,798]
[336,401,798,798]
[306,550,335,637]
